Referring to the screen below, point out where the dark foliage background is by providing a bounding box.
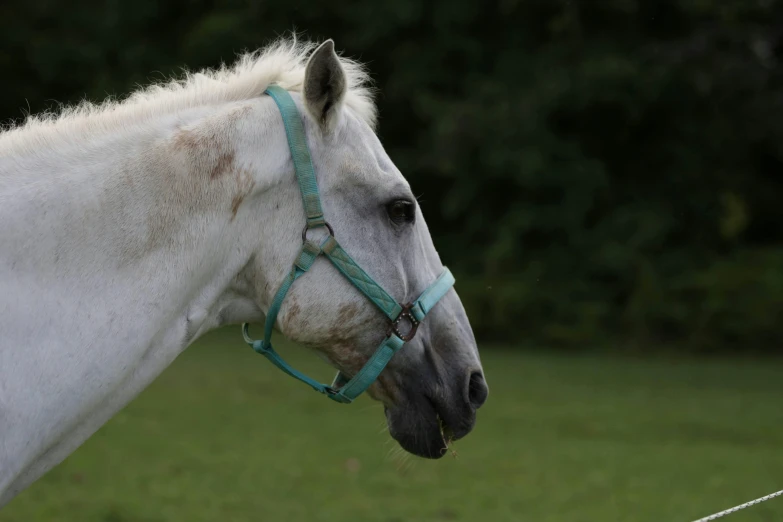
[2,0,781,353]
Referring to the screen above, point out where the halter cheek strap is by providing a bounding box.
[241,85,455,404]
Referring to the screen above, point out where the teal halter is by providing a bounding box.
[241,85,455,404]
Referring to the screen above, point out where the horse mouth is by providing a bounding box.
[438,415,456,453]
[385,397,471,459]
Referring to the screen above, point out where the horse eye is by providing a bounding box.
[386,199,415,225]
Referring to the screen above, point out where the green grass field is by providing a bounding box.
[3,328,782,522]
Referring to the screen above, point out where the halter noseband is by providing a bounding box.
[241,85,455,404]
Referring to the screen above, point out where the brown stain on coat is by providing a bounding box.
[282,298,311,334]
[171,128,236,180]
[171,128,207,152]
[230,168,256,220]
[171,103,253,181]
[322,302,371,376]
[210,151,236,179]
[336,303,360,327]
[283,300,302,331]
[291,301,403,405]
[118,103,260,265]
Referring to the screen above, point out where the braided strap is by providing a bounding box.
[321,236,403,321]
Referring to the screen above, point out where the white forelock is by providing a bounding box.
[0,37,377,157]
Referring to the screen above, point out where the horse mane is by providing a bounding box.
[0,37,377,156]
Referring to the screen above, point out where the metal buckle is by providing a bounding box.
[301,222,334,243]
[390,303,420,342]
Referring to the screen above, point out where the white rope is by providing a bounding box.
[691,488,783,522]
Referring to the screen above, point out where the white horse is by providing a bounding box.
[0,38,488,506]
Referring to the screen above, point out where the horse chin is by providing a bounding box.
[384,404,455,460]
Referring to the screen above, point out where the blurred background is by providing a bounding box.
[1,1,782,521]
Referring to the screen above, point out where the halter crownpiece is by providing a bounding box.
[241,85,455,404]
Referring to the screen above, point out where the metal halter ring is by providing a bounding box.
[301,222,335,243]
[390,304,420,342]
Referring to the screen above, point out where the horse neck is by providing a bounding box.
[0,98,294,499]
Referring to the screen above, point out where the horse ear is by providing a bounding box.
[303,39,346,132]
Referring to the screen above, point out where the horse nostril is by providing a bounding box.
[467,370,488,410]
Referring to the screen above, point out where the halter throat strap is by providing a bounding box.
[241,85,455,404]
